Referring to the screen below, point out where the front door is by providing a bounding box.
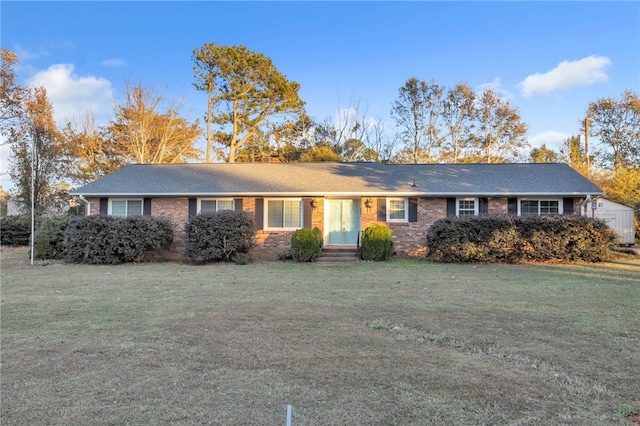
[326,199,360,246]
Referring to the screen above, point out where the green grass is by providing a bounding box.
[1,247,639,425]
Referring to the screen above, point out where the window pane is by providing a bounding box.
[540,200,559,215]
[111,200,126,217]
[389,199,406,220]
[521,200,538,216]
[267,200,284,228]
[283,200,300,228]
[127,200,142,216]
[217,200,234,211]
[458,199,475,216]
[200,200,217,213]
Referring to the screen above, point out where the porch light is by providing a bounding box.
[364,199,372,212]
[310,199,317,210]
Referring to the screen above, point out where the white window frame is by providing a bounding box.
[264,198,303,230]
[109,198,143,217]
[198,198,235,214]
[456,197,478,216]
[518,198,562,216]
[386,198,408,223]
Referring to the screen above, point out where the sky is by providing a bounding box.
[1,1,639,191]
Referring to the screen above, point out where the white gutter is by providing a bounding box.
[78,195,91,216]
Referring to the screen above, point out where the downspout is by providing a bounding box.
[78,195,91,216]
[580,195,592,217]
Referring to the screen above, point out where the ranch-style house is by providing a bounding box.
[71,162,604,259]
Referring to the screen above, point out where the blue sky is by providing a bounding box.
[1,1,639,190]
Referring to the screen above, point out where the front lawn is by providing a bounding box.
[2,247,639,425]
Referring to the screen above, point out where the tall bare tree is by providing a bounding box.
[192,43,305,163]
[391,78,444,163]
[105,80,201,164]
[473,89,528,163]
[587,89,640,169]
[441,83,476,163]
[60,111,124,184]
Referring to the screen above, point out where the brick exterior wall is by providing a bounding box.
[83,196,585,260]
[361,198,448,258]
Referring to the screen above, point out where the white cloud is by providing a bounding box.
[0,134,12,191]
[27,64,114,126]
[101,58,125,67]
[475,78,515,100]
[519,56,611,97]
[529,131,571,151]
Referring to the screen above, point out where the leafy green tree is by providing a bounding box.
[192,43,305,163]
[391,78,444,163]
[587,89,640,169]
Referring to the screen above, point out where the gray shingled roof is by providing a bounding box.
[71,162,603,197]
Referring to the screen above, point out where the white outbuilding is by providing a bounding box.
[589,198,636,245]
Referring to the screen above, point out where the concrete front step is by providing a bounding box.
[317,247,360,262]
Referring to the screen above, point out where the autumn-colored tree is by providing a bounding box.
[60,111,124,184]
[105,80,202,164]
[587,89,640,169]
[8,87,64,217]
[300,145,341,162]
[192,43,305,163]
[0,48,27,136]
[530,144,560,163]
[473,89,528,163]
[391,78,444,163]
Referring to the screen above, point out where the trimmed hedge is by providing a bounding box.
[361,223,394,261]
[290,227,323,262]
[0,215,31,246]
[426,215,617,263]
[184,210,256,264]
[64,215,174,264]
[34,215,70,260]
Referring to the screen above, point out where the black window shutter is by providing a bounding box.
[234,198,243,211]
[303,199,313,229]
[143,198,152,215]
[446,198,456,217]
[377,198,386,221]
[479,198,488,215]
[99,198,108,216]
[563,198,574,215]
[408,198,418,222]
[507,198,518,215]
[255,198,264,230]
[188,198,197,218]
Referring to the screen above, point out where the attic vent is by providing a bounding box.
[411,179,417,187]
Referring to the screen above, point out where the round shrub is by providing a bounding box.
[184,210,256,264]
[34,215,70,260]
[290,227,323,262]
[361,224,394,261]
